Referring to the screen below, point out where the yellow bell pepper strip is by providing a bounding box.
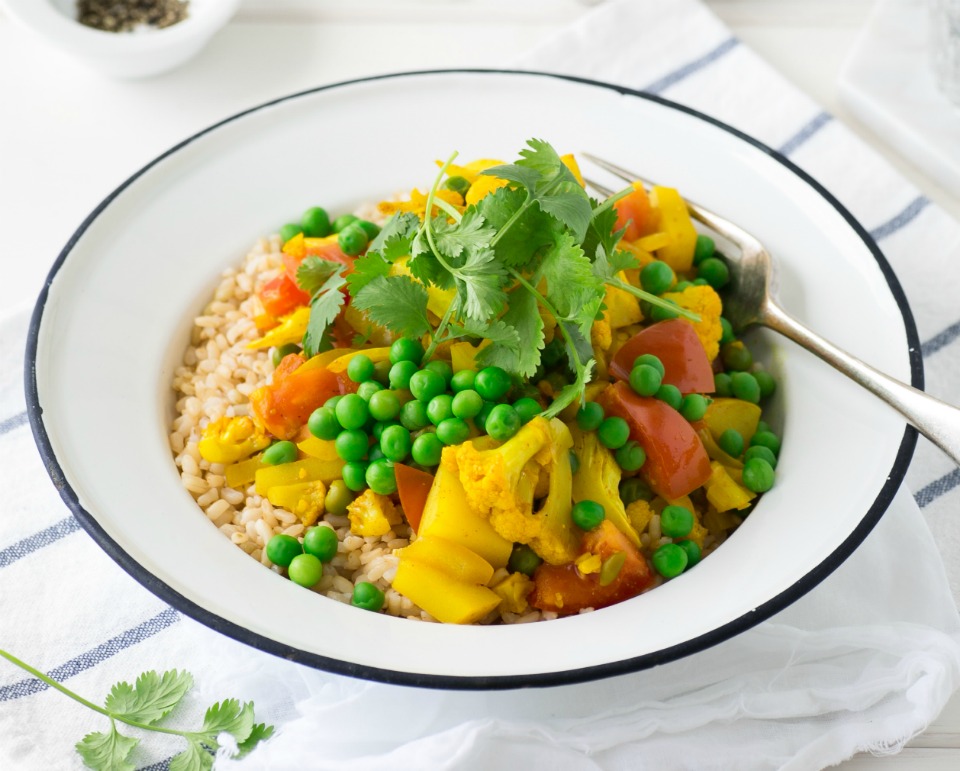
[378,188,465,220]
[636,232,672,252]
[650,186,698,272]
[267,480,326,527]
[224,455,266,490]
[246,306,312,351]
[439,158,505,184]
[398,534,494,586]
[392,559,501,624]
[296,436,340,461]
[281,232,306,259]
[346,489,402,537]
[703,461,756,512]
[698,428,743,469]
[465,175,509,206]
[661,285,724,362]
[197,417,271,464]
[603,279,643,330]
[294,347,357,374]
[703,398,762,445]
[491,572,534,614]
[570,429,642,549]
[560,153,586,187]
[326,347,392,374]
[450,341,489,373]
[527,419,579,565]
[418,454,512,569]
[255,456,345,497]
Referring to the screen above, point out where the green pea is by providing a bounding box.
[379,424,412,462]
[443,175,471,197]
[474,400,496,432]
[655,384,683,410]
[633,354,665,377]
[325,394,343,410]
[598,417,630,449]
[508,544,543,577]
[409,369,446,403]
[756,420,771,435]
[750,430,782,456]
[571,500,605,530]
[744,444,777,469]
[400,399,430,431]
[288,553,323,587]
[660,505,694,538]
[719,317,735,345]
[677,539,701,567]
[652,543,688,578]
[341,461,368,492]
[308,406,340,440]
[730,372,761,404]
[452,389,484,420]
[411,432,443,466]
[367,445,385,463]
[352,581,385,611]
[679,393,708,422]
[279,223,302,243]
[599,552,626,587]
[753,370,777,398]
[576,402,605,432]
[371,420,399,442]
[372,359,393,385]
[513,397,541,424]
[265,533,302,567]
[692,277,710,286]
[569,450,580,476]
[335,393,369,430]
[474,366,512,401]
[640,261,674,295]
[620,477,653,504]
[630,364,662,397]
[272,342,301,368]
[263,441,297,465]
[357,381,383,401]
[355,219,381,240]
[347,354,375,383]
[324,480,354,516]
[389,360,419,390]
[335,429,369,462]
[615,441,646,472]
[338,223,369,256]
[437,417,470,446]
[365,459,397,495]
[697,257,729,289]
[367,390,401,422]
[450,369,476,392]
[484,404,521,441]
[390,338,425,364]
[673,280,693,292]
[332,213,358,233]
[424,359,453,386]
[717,428,744,458]
[693,234,715,265]
[427,394,455,425]
[714,373,733,397]
[301,206,331,237]
[303,526,338,562]
[650,299,680,322]
[722,341,753,372]
[742,457,775,493]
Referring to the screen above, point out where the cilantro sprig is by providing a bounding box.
[0,648,273,771]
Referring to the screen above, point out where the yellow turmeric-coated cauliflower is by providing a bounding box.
[662,284,723,361]
[347,489,402,537]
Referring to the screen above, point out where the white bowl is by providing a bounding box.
[26,70,921,688]
[0,0,240,78]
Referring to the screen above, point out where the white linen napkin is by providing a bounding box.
[3,1,960,769]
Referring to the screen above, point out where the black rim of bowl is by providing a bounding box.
[24,69,922,690]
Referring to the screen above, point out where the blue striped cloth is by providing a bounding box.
[2,1,960,768]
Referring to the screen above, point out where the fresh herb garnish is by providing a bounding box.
[0,649,273,771]
[296,256,347,357]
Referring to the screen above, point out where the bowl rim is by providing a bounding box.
[24,68,922,690]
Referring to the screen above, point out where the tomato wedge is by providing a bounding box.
[528,520,654,616]
[394,464,435,534]
[613,184,657,242]
[250,354,357,439]
[598,381,712,500]
[258,274,310,318]
[610,319,714,394]
[283,239,354,284]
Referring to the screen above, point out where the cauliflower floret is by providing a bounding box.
[347,489,402,537]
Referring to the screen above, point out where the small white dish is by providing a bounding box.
[0,0,240,79]
[26,70,921,687]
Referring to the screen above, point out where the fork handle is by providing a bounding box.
[762,299,960,466]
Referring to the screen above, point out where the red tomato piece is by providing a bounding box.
[598,381,712,501]
[250,354,357,439]
[610,319,715,394]
[394,464,435,534]
[283,240,354,283]
[528,521,654,616]
[258,274,309,318]
[613,185,656,242]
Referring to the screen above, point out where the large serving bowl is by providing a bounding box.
[26,70,920,688]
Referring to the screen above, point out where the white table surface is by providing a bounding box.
[1,0,958,767]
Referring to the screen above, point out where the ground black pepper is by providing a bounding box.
[77,0,189,32]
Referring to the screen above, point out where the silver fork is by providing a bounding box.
[582,152,960,467]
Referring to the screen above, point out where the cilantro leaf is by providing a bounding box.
[302,269,347,357]
[236,723,275,757]
[449,318,521,348]
[352,276,432,338]
[517,138,594,241]
[540,232,602,320]
[104,670,193,725]
[76,728,138,771]
[196,698,256,744]
[583,198,625,262]
[481,163,540,191]
[433,209,495,259]
[169,739,213,771]
[543,358,595,418]
[477,187,557,269]
[367,211,419,257]
[608,248,640,274]
[296,257,342,297]
[455,247,506,322]
[345,252,391,295]
[516,137,566,177]
[476,287,544,378]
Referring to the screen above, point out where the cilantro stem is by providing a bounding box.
[591,185,635,220]
[422,297,459,365]
[431,196,463,222]
[422,152,459,272]
[607,277,701,323]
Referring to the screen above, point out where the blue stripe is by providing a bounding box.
[0,608,180,702]
[644,37,740,95]
[869,196,931,241]
[921,318,960,358]
[915,469,960,508]
[0,517,81,569]
[139,758,174,771]
[0,410,27,436]
[777,111,833,156]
